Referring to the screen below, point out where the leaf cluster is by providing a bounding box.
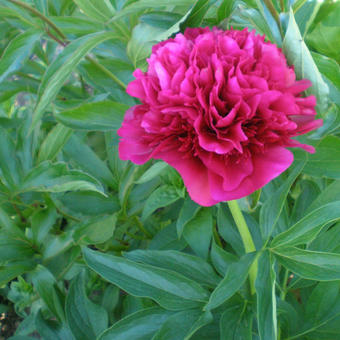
[0,0,339,339]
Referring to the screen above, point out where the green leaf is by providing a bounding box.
[183,208,213,260]
[0,207,24,238]
[141,185,181,221]
[63,134,114,187]
[152,309,212,340]
[31,265,65,322]
[255,251,277,340]
[98,307,173,340]
[259,157,306,241]
[73,0,115,21]
[271,201,340,248]
[127,7,193,68]
[35,310,74,340]
[55,191,119,216]
[220,304,252,340]
[38,124,73,163]
[302,136,340,178]
[305,282,340,326]
[32,31,119,128]
[217,204,244,255]
[148,223,187,251]
[0,126,21,189]
[204,253,256,311]
[31,206,58,244]
[50,17,105,35]
[56,101,129,131]
[135,162,168,184]
[42,231,74,260]
[0,29,40,83]
[20,161,105,195]
[124,249,220,288]
[0,233,35,262]
[295,0,321,37]
[291,179,321,223]
[182,0,210,28]
[112,0,194,20]
[217,0,234,23]
[283,8,329,113]
[254,0,282,46]
[210,241,237,276]
[176,196,200,238]
[83,247,209,311]
[307,4,340,62]
[74,214,117,245]
[0,262,35,287]
[66,272,108,340]
[273,247,340,281]
[307,180,340,213]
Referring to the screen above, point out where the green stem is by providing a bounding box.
[227,200,257,294]
[8,0,67,41]
[134,216,152,239]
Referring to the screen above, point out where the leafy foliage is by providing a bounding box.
[0,0,339,339]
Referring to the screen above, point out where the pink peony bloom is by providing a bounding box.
[118,27,322,206]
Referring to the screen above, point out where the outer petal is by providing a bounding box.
[209,147,294,202]
[157,151,219,206]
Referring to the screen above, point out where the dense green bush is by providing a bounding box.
[0,0,340,339]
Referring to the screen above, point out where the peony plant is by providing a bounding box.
[0,1,339,340]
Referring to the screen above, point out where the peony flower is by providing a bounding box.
[118,27,322,207]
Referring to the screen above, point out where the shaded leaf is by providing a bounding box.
[66,272,108,340]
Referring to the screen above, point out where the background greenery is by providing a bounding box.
[0,0,339,339]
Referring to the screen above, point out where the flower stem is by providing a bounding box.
[8,0,67,41]
[227,200,257,294]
